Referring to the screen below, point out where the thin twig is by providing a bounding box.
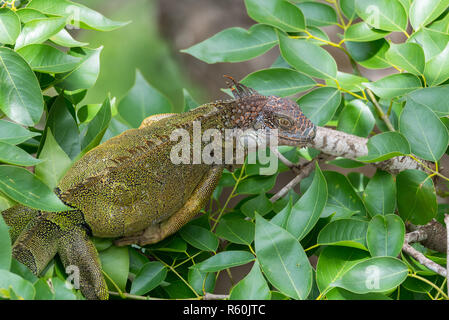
[445,214,449,295]
[402,242,447,277]
[269,160,317,203]
[405,230,428,243]
[270,146,296,168]
[202,293,229,300]
[366,88,395,132]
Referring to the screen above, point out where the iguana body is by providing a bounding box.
[2,78,316,299]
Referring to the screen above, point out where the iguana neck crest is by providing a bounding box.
[207,76,316,146]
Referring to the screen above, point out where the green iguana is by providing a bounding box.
[1,77,316,299]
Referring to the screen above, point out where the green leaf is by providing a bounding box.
[327,158,365,169]
[77,104,101,123]
[272,163,327,240]
[317,218,369,250]
[340,0,358,21]
[9,259,37,283]
[0,47,44,126]
[99,246,129,292]
[354,0,408,32]
[0,141,41,166]
[118,70,173,128]
[331,257,408,293]
[326,72,369,93]
[241,193,273,218]
[149,236,187,253]
[297,87,341,126]
[348,172,369,193]
[326,287,391,300]
[15,8,46,23]
[345,39,387,62]
[357,40,391,69]
[179,225,219,252]
[130,261,167,295]
[0,214,11,270]
[409,27,449,61]
[183,89,199,112]
[0,8,20,45]
[409,0,449,30]
[92,238,113,252]
[229,261,271,300]
[215,217,255,245]
[44,96,80,160]
[35,128,72,189]
[34,278,55,300]
[357,132,411,163]
[366,214,405,257]
[337,100,375,137]
[292,26,331,46]
[396,169,437,225]
[101,117,131,143]
[181,24,277,63]
[255,214,312,300]
[344,22,390,42]
[316,246,370,293]
[50,28,88,47]
[244,0,305,32]
[15,17,66,50]
[295,2,337,27]
[17,44,82,74]
[398,0,412,12]
[28,0,130,31]
[241,68,315,97]
[279,32,337,80]
[428,11,449,33]
[406,85,449,117]
[79,96,112,156]
[399,100,449,161]
[188,268,215,295]
[385,43,426,76]
[55,47,103,91]
[52,277,77,300]
[0,120,40,145]
[0,270,35,299]
[424,42,449,86]
[236,174,277,195]
[322,171,367,218]
[364,73,422,99]
[0,165,71,212]
[194,251,255,272]
[362,170,396,216]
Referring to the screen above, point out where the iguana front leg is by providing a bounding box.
[58,225,108,300]
[115,165,223,246]
[2,205,40,243]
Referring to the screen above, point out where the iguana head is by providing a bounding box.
[223,76,316,147]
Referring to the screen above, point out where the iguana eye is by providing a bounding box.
[278,117,292,128]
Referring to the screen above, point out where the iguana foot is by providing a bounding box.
[114,224,162,246]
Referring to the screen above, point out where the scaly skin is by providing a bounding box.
[1,79,316,300]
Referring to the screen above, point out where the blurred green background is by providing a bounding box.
[75,0,196,111]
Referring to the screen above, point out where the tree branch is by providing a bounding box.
[269,160,317,203]
[402,220,448,278]
[407,220,447,253]
[366,88,395,132]
[402,242,447,277]
[445,214,449,295]
[310,126,431,174]
[202,293,229,300]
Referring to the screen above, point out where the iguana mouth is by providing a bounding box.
[280,125,316,146]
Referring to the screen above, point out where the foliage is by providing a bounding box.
[0,0,449,300]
